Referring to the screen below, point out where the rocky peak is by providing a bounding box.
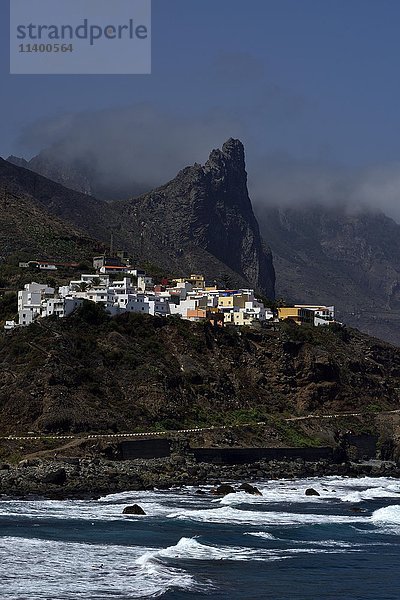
[206,138,245,171]
[203,139,252,214]
[6,155,29,169]
[222,137,246,166]
[118,139,275,298]
[4,138,276,298]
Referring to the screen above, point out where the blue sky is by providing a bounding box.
[2,0,400,217]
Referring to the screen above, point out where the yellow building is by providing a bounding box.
[173,274,205,289]
[232,312,254,326]
[278,307,314,325]
[218,296,235,309]
[189,274,205,288]
[218,292,252,310]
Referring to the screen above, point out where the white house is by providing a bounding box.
[42,297,83,319]
[10,270,283,331]
[147,296,171,317]
[295,305,335,326]
[169,294,208,318]
[18,283,55,326]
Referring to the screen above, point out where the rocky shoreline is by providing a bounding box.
[1,455,399,500]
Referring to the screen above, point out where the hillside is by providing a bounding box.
[257,203,400,346]
[0,157,116,246]
[0,305,399,435]
[0,158,108,262]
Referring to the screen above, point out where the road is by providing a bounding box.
[1,409,399,442]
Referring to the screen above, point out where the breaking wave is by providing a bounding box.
[138,536,282,563]
[167,505,366,526]
[0,537,198,599]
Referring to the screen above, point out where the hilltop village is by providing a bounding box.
[4,254,336,330]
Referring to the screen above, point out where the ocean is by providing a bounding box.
[1,476,400,599]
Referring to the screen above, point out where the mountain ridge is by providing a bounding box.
[0,158,106,262]
[257,203,400,345]
[2,141,275,296]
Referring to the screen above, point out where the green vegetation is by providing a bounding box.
[255,294,286,313]
[224,408,268,425]
[279,319,351,345]
[142,262,174,284]
[0,263,96,292]
[268,417,323,447]
[75,300,109,326]
[0,305,398,437]
[365,402,387,414]
[0,292,17,325]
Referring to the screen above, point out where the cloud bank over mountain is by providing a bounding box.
[13,104,400,224]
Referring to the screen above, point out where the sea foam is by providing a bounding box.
[167,505,366,526]
[0,536,197,599]
[372,504,400,526]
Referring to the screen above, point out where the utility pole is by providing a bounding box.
[110,231,114,257]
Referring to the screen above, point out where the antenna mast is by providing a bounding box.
[110,231,114,257]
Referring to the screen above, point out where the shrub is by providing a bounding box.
[75,300,109,326]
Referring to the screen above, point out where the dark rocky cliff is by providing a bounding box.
[257,203,400,345]
[118,139,275,296]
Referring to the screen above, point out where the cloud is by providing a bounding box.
[16,104,246,198]
[13,50,307,199]
[248,154,400,224]
[208,51,306,121]
[14,103,400,225]
[350,163,400,220]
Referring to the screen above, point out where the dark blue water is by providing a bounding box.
[1,476,400,599]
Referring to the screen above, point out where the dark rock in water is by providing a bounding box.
[41,468,67,486]
[305,488,320,496]
[239,483,262,496]
[350,506,366,513]
[195,489,207,495]
[2,454,400,500]
[122,504,146,515]
[212,484,236,496]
